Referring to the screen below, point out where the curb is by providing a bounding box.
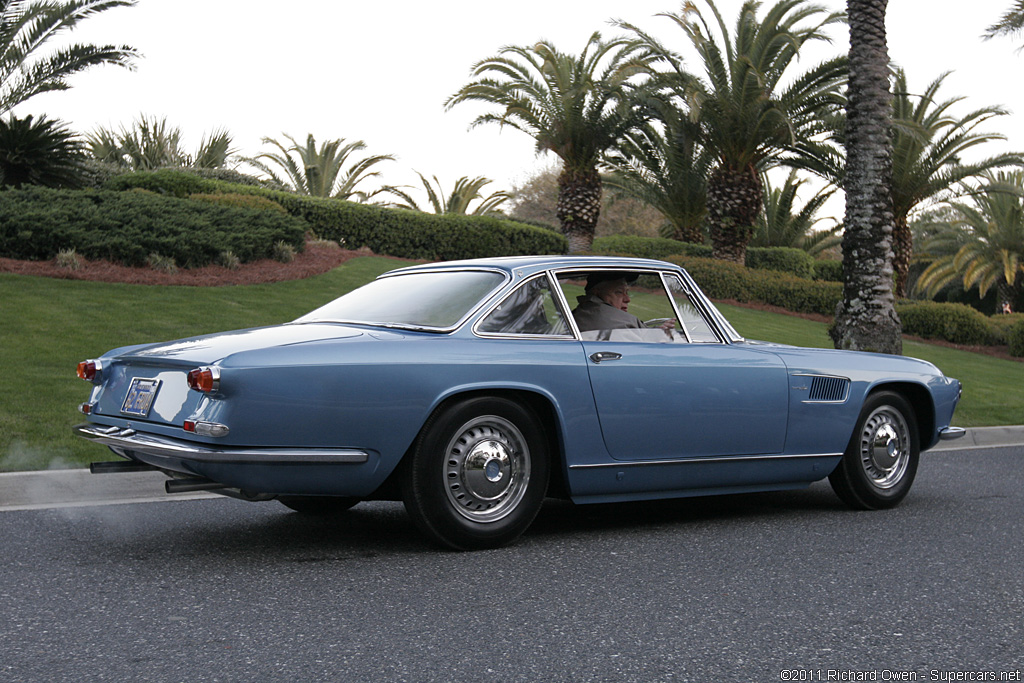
[928,425,1024,451]
[1,426,1020,511]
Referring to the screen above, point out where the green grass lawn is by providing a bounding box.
[2,259,1018,472]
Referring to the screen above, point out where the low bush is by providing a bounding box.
[665,254,842,316]
[1009,319,1024,357]
[0,186,307,267]
[106,169,567,259]
[812,259,843,282]
[189,192,288,214]
[591,235,711,260]
[745,247,815,279]
[895,301,999,346]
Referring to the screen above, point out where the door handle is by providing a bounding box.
[589,351,622,363]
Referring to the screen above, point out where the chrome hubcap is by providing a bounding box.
[859,406,911,489]
[444,416,530,522]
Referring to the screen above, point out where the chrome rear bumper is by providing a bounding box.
[73,423,370,465]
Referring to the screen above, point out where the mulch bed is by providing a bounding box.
[3,245,1018,362]
[0,241,363,286]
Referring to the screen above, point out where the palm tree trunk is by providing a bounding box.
[892,212,912,298]
[558,166,602,253]
[830,0,903,355]
[707,165,762,264]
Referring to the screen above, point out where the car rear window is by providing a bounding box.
[294,270,506,329]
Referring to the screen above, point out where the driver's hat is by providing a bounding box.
[584,271,639,292]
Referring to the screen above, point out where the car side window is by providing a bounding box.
[557,270,685,343]
[667,275,720,342]
[477,275,571,336]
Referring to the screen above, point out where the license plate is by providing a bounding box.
[121,378,161,417]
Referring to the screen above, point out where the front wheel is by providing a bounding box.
[829,391,920,510]
[402,397,550,550]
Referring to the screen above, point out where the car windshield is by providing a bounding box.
[294,270,506,329]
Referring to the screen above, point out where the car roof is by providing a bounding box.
[380,255,682,280]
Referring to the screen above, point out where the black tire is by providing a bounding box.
[829,391,920,510]
[278,496,360,515]
[401,396,550,550]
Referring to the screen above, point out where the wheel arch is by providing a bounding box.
[865,381,935,450]
[388,387,569,500]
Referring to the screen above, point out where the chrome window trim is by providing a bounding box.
[472,272,576,340]
[298,267,511,334]
[668,271,740,343]
[550,266,731,344]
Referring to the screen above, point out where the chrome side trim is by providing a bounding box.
[939,426,967,441]
[73,423,370,465]
[568,451,842,469]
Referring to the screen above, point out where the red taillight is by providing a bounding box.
[187,366,220,393]
[77,359,102,382]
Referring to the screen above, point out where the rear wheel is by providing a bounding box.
[278,496,360,515]
[402,396,550,550]
[829,391,919,510]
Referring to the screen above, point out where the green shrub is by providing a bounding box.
[665,255,842,316]
[1009,319,1024,357]
[105,168,218,197]
[812,259,843,282]
[983,312,1024,346]
[745,247,815,279]
[107,169,567,259]
[189,192,288,214]
[896,301,997,346]
[0,186,306,267]
[591,235,711,260]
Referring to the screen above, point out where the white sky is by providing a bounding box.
[12,0,1024,216]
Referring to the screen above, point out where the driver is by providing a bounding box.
[571,272,645,332]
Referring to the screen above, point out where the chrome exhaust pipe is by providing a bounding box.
[165,478,228,494]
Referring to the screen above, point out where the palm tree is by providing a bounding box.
[0,113,84,187]
[242,133,393,201]
[752,170,839,254]
[984,1,1024,44]
[384,173,510,216]
[446,32,652,253]
[830,0,902,355]
[86,115,234,170]
[888,70,1022,296]
[603,95,711,243]
[815,70,1023,297]
[915,172,1024,309]
[0,0,138,115]
[622,0,846,263]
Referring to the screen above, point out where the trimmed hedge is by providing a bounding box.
[745,247,814,279]
[591,234,828,280]
[106,170,568,259]
[1009,319,1024,357]
[0,186,306,267]
[895,301,1001,346]
[591,235,711,260]
[665,254,843,316]
[812,259,843,282]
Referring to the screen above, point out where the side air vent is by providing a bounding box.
[807,375,850,402]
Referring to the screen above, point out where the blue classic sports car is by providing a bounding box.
[74,256,965,549]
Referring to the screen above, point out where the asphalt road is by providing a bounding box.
[2,445,1022,683]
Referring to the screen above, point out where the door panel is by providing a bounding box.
[583,342,788,460]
